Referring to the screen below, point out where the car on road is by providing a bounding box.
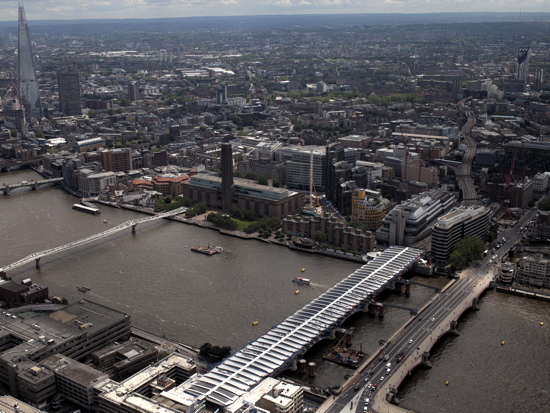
[408,339,413,344]
[431,317,435,322]
[380,376,385,381]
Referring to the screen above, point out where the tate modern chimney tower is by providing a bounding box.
[17,0,42,121]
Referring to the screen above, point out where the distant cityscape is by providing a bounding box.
[1,3,550,413]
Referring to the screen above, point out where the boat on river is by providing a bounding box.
[191,245,224,255]
[72,203,100,215]
[292,277,311,285]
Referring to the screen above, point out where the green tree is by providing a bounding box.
[119,98,131,107]
[34,130,44,139]
[538,198,550,211]
[245,172,258,180]
[10,130,17,138]
[314,231,327,242]
[257,174,267,185]
[449,236,485,269]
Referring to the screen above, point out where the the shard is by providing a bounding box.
[17,0,42,120]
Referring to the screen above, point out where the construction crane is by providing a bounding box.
[503,149,518,219]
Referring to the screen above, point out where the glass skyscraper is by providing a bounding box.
[17,0,42,121]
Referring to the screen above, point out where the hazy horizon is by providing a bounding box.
[1,0,547,22]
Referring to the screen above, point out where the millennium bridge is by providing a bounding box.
[170,246,422,408]
[0,206,186,275]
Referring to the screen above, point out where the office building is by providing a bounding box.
[533,69,544,91]
[236,159,286,185]
[510,178,534,209]
[517,254,550,288]
[376,189,456,246]
[90,338,158,380]
[100,148,132,172]
[326,143,345,201]
[95,353,196,413]
[0,395,43,413]
[516,47,531,90]
[40,354,108,410]
[17,1,42,121]
[275,146,326,192]
[128,81,140,101]
[0,300,130,407]
[501,141,550,172]
[431,206,490,265]
[57,63,82,116]
[532,173,549,193]
[77,170,117,196]
[351,189,393,231]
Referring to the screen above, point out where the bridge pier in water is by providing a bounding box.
[2,186,10,195]
[449,320,460,336]
[472,297,480,310]
[298,359,307,374]
[405,282,411,295]
[35,257,41,268]
[421,351,432,368]
[132,224,137,235]
[386,387,400,405]
[307,362,316,377]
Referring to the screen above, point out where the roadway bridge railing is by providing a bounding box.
[0,207,186,275]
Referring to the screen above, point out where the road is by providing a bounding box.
[452,99,479,206]
[318,208,537,413]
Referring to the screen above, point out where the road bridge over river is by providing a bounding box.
[0,207,186,276]
[1,177,63,194]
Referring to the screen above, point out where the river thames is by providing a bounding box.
[1,169,549,412]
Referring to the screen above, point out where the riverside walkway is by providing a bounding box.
[0,207,186,275]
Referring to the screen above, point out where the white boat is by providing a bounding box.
[72,203,100,215]
[292,277,311,285]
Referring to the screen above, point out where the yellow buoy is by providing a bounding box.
[445,381,449,386]
[252,321,259,326]
[501,341,505,345]
[295,290,300,294]
[540,322,545,326]
[301,268,306,272]
[185,246,188,248]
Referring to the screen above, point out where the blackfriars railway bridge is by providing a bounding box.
[166,247,422,409]
[0,207,186,277]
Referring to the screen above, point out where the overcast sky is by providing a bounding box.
[1,0,547,22]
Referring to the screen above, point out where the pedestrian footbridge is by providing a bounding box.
[171,246,422,408]
[0,207,186,275]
